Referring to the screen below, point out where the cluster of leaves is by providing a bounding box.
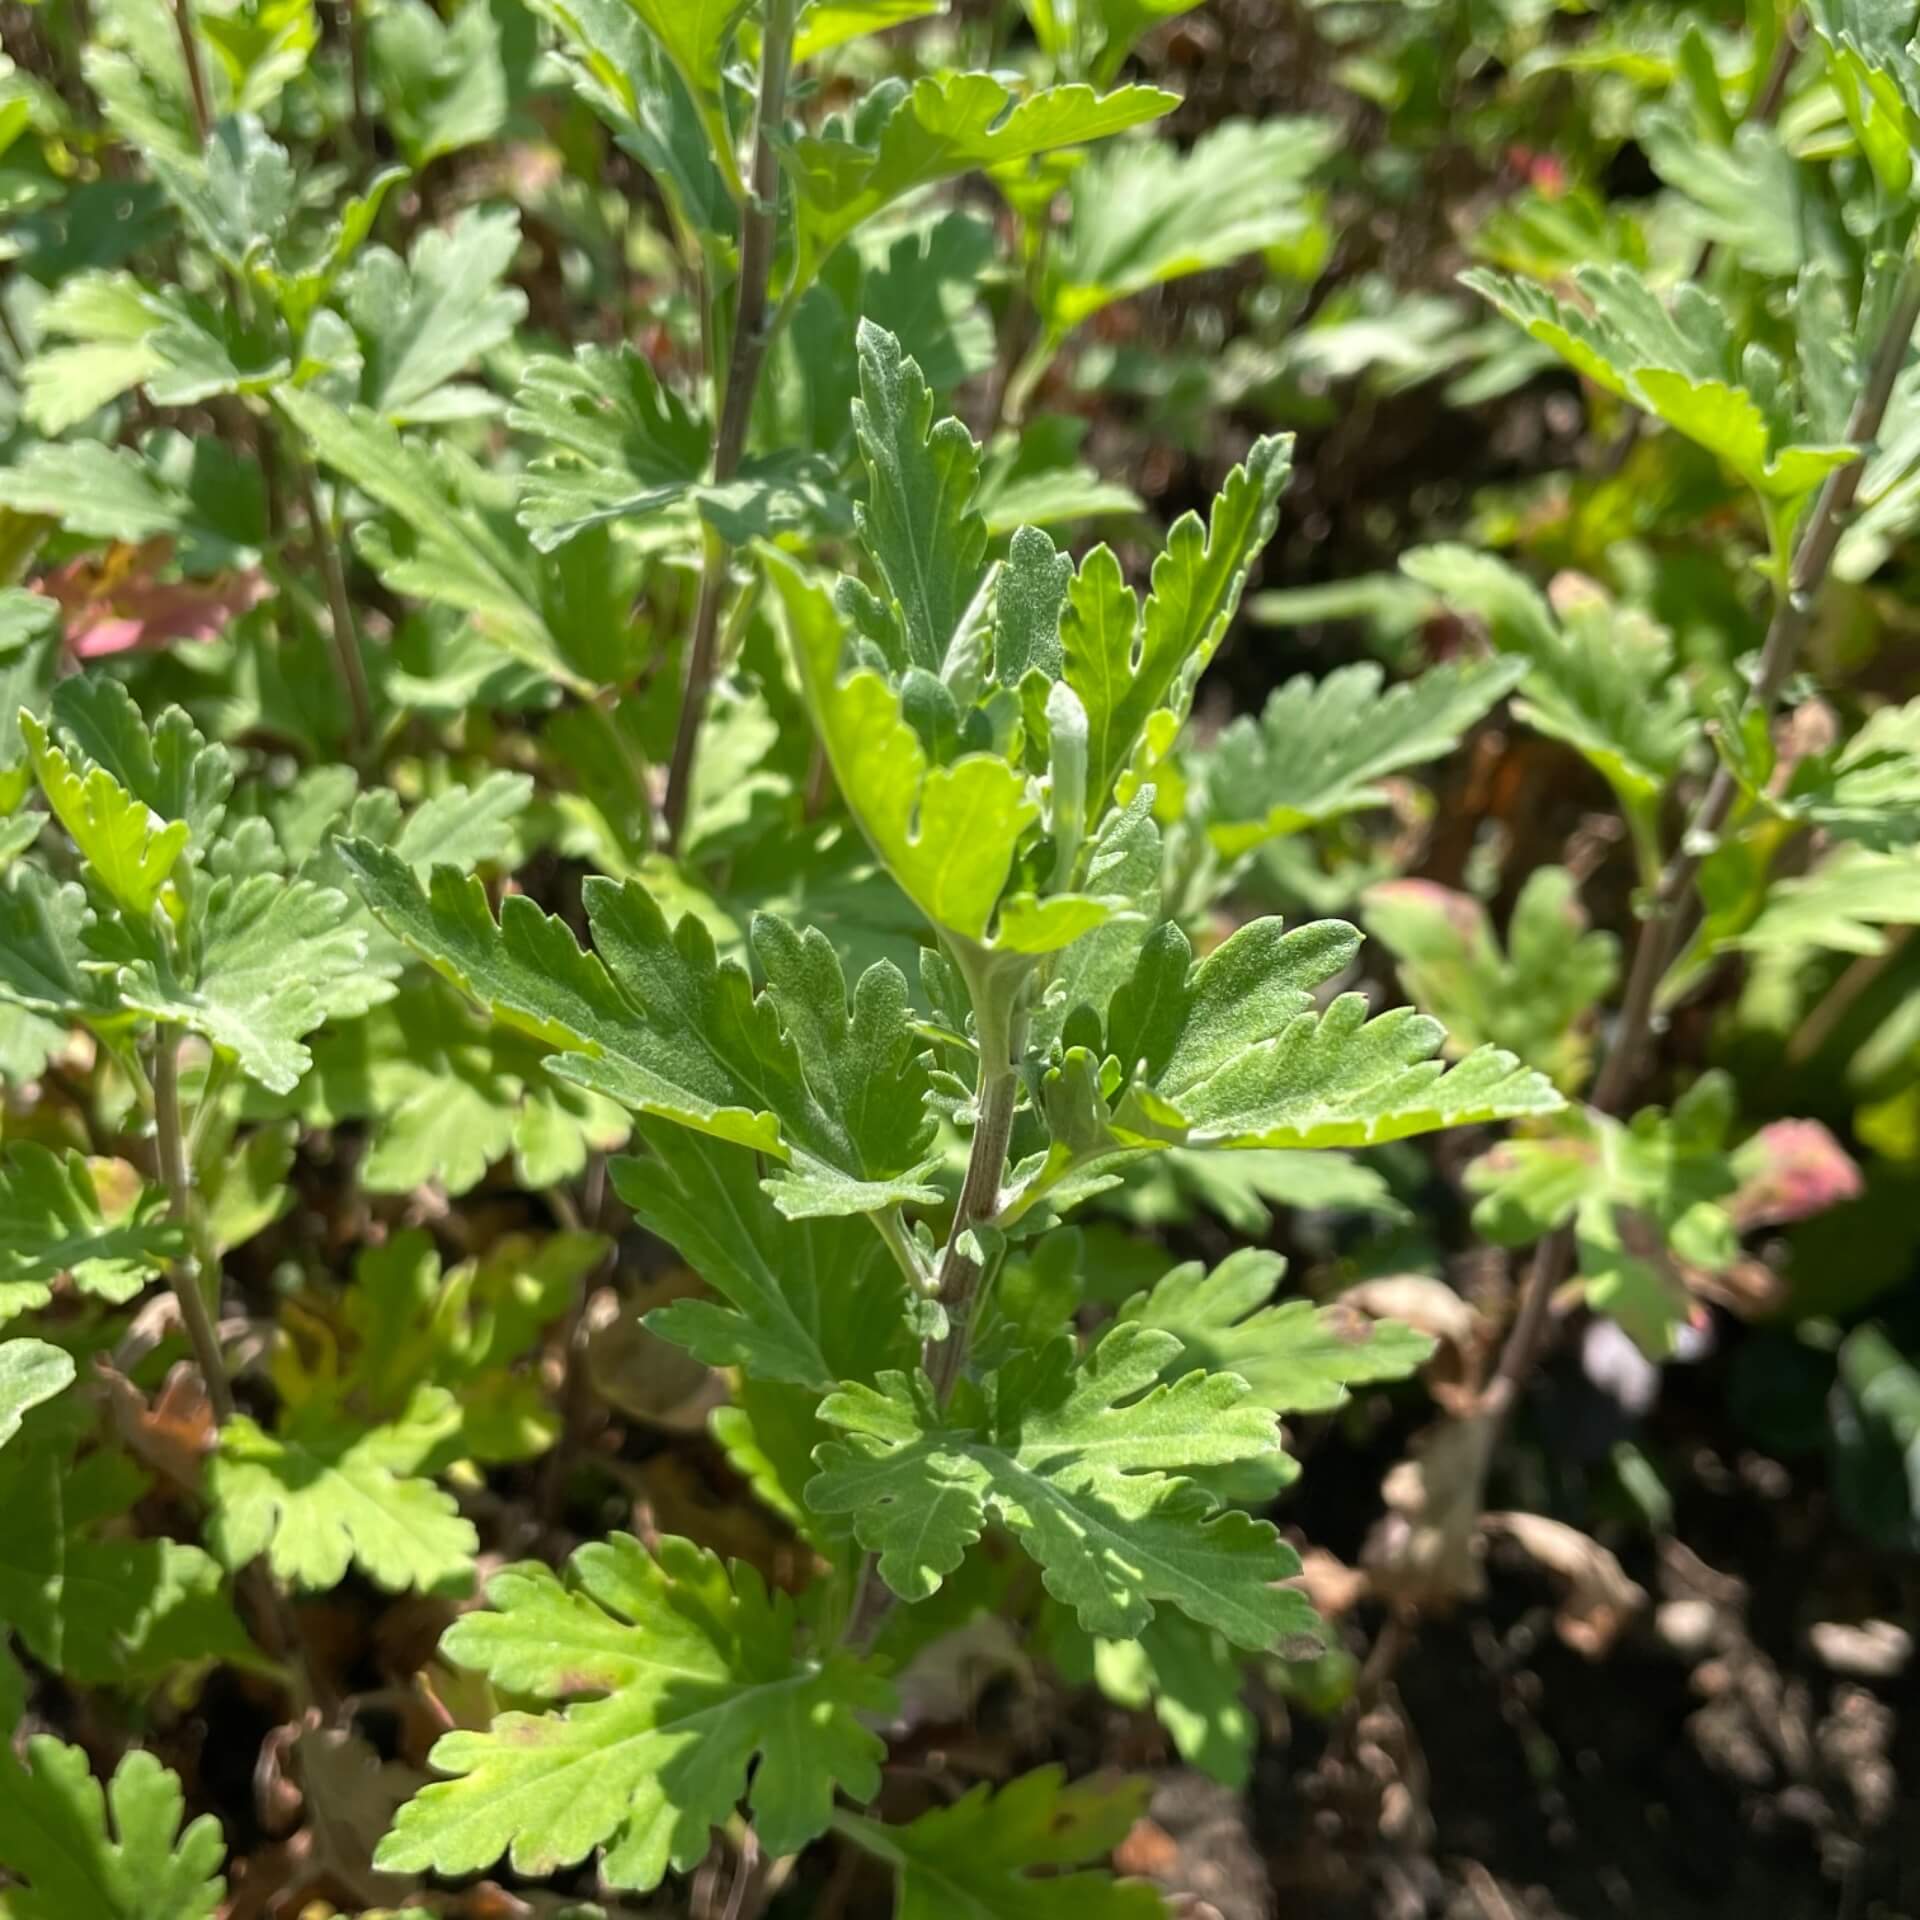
[9,0,1920,1912]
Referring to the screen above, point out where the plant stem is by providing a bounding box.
[153,1029,235,1426]
[170,0,214,147]
[924,968,1021,1405]
[291,444,372,753]
[1482,246,1920,1421]
[661,0,797,852]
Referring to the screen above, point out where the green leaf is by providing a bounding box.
[367,0,507,167]
[1759,696,1920,849]
[145,113,296,274]
[614,1124,913,1392]
[343,205,527,420]
[1464,265,1854,501]
[375,1533,892,1890]
[1468,1079,1741,1356]
[809,1321,1317,1645]
[1022,0,1205,82]
[1735,845,1920,955]
[525,0,732,239]
[327,1228,593,1464]
[1808,0,1920,197]
[208,1384,479,1591]
[624,0,751,198]
[1119,1249,1434,1416]
[0,1341,74,1451]
[270,982,630,1198]
[794,0,942,60]
[1091,1615,1253,1791]
[1065,433,1293,820]
[0,1143,183,1328]
[0,868,119,1023]
[769,554,1027,936]
[0,437,263,572]
[849,318,989,674]
[1200,655,1525,857]
[0,1406,257,1685]
[838,1766,1167,1919]
[1028,918,1562,1202]
[1037,119,1336,337]
[105,875,392,1094]
[274,386,610,694]
[0,1739,225,1920]
[1402,546,1692,814]
[338,843,941,1210]
[511,343,709,550]
[49,676,233,848]
[19,710,190,917]
[1361,868,1619,1092]
[788,73,1175,289]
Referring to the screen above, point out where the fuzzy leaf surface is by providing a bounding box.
[1201,656,1524,856]
[339,843,940,1211]
[1119,1250,1435,1415]
[809,1322,1315,1645]
[208,1385,479,1591]
[376,1533,892,1890]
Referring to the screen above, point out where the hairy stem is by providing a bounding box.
[1483,246,1920,1421]
[661,0,797,851]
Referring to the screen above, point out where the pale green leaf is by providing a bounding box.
[788,73,1175,288]
[106,875,391,1094]
[1077,917,1562,1162]
[795,0,943,61]
[375,1533,892,1890]
[1464,264,1854,500]
[809,1322,1317,1645]
[1119,1249,1435,1416]
[0,1739,225,1920]
[0,1341,74,1451]
[1402,546,1692,810]
[208,1384,479,1591]
[1065,433,1292,819]
[510,343,709,550]
[1200,655,1525,857]
[19,710,189,917]
[274,386,603,694]
[0,439,261,571]
[1038,118,1336,335]
[772,555,1031,937]
[1361,868,1619,1091]
[1735,845,1920,955]
[0,1143,182,1328]
[367,0,506,166]
[839,1767,1166,1920]
[343,206,527,419]
[850,318,989,674]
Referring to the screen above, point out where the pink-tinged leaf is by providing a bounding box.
[1728,1119,1864,1231]
[34,541,272,659]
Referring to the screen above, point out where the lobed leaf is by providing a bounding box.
[809,1321,1317,1646]
[376,1533,892,1890]
[838,1767,1167,1919]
